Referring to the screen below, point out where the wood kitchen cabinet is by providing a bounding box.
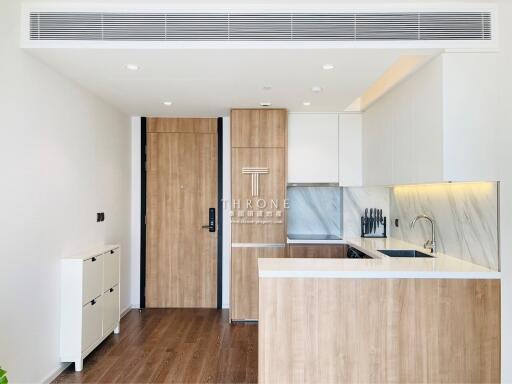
[230,108,287,322]
[288,244,348,258]
[231,147,286,244]
[231,109,287,148]
[259,276,500,383]
[230,247,286,321]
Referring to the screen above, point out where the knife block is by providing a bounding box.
[360,216,387,238]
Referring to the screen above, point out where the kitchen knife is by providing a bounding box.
[377,209,380,229]
[370,208,374,233]
[364,208,368,234]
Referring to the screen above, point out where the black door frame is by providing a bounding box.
[139,117,224,309]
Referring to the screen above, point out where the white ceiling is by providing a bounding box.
[29,48,438,117]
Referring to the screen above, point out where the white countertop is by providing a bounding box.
[259,237,500,279]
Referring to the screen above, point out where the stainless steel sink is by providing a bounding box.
[378,249,434,258]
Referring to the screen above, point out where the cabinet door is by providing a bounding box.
[103,248,119,292]
[231,147,286,243]
[82,255,103,305]
[102,285,119,336]
[339,113,363,186]
[82,295,102,352]
[231,109,286,148]
[288,244,348,258]
[288,113,339,183]
[230,247,286,321]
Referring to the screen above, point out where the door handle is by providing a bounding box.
[202,208,216,232]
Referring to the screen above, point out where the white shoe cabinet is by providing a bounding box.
[60,245,120,371]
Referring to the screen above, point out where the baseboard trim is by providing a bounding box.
[121,305,133,318]
[43,362,71,384]
[42,305,133,383]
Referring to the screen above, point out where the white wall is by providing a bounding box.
[0,2,131,382]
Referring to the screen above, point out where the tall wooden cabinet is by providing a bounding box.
[230,109,287,321]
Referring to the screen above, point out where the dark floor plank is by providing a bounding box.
[53,309,257,384]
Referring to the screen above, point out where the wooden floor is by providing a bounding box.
[54,309,258,384]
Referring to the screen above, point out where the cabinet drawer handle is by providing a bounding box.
[91,299,96,306]
[110,288,114,293]
[91,257,97,262]
[110,250,114,254]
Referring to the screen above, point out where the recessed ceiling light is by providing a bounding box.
[303,101,311,106]
[163,101,172,106]
[125,64,139,71]
[322,64,335,70]
[312,86,323,93]
[262,85,273,91]
[260,102,272,107]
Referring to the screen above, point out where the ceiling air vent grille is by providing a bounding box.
[166,13,228,40]
[29,11,493,42]
[103,13,166,40]
[292,14,355,40]
[356,13,419,40]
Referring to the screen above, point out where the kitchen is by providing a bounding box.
[229,53,500,383]
[6,3,506,383]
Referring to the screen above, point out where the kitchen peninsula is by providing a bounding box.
[258,237,500,384]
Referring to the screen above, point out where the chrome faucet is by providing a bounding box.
[410,215,437,253]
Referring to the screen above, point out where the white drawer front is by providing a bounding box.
[103,248,119,292]
[82,295,102,352]
[83,255,103,305]
[102,285,119,336]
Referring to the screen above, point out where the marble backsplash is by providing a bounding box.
[287,186,342,236]
[390,182,499,270]
[343,187,391,237]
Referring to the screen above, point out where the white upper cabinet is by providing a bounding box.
[442,53,499,182]
[363,56,444,186]
[288,113,339,183]
[362,53,498,186]
[339,113,363,186]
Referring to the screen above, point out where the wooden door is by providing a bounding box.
[146,118,217,308]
